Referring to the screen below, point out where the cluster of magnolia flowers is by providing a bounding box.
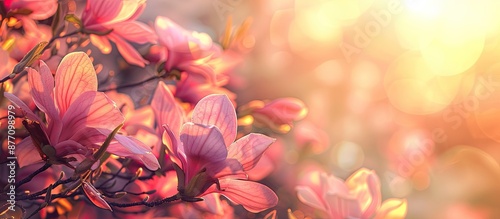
[0,0,407,218]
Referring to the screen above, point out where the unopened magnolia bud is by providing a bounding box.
[113,192,127,198]
[82,182,112,211]
[244,98,308,133]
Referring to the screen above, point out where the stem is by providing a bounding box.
[98,75,162,92]
[100,171,156,181]
[0,114,24,121]
[44,30,81,53]
[0,30,81,83]
[108,193,180,208]
[15,163,52,188]
[17,177,75,200]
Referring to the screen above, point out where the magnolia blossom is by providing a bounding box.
[152,83,278,212]
[296,168,407,219]
[5,52,159,170]
[82,0,157,67]
[3,0,57,20]
[151,82,227,215]
[153,16,239,104]
[154,16,222,82]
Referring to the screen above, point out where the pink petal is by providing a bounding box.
[59,92,123,142]
[297,169,326,196]
[90,35,112,54]
[54,52,98,115]
[4,92,43,124]
[321,173,351,198]
[54,140,88,158]
[82,182,112,211]
[192,94,237,147]
[227,133,275,171]
[9,0,57,20]
[152,81,184,138]
[67,127,107,148]
[253,98,308,125]
[170,74,237,105]
[177,59,218,84]
[15,137,43,168]
[205,179,278,213]
[345,168,381,218]
[155,16,190,51]
[296,186,327,213]
[180,122,228,164]
[264,210,277,219]
[193,194,224,215]
[27,62,59,121]
[324,193,362,219]
[108,34,148,67]
[124,2,146,22]
[246,155,274,181]
[111,21,157,44]
[110,0,145,23]
[204,159,245,179]
[374,199,407,219]
[105,132,160,170]
[162,124,185,168]
[82,0,122,25]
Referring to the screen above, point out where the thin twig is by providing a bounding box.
[108,193,180,208]
[98,75,162,92]
[15,163,52,188]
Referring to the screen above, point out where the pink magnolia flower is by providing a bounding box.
[3,0,57,20]
[152,85,278,212]
[296,168,407,219]
[82,0,157,67]
[153,17,244,105]
[152,82,228,215]
[154,16,222,83]
[4,52,159,170]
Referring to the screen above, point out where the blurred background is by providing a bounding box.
[135,0,500,218]
[2,0,499,218]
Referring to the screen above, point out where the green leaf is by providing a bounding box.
[93,124,123,161]
[72,124,123,179]
[51,3,62,36]
[6,8,32,17]
[12,41,48,74]
[83,28,113,36]
[64,14,82,29]
[44,184,53,203]
[22,119,51,161]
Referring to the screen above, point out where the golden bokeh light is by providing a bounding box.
[420,34,484,76]
[384,52,470,114]
[331,141,365,171]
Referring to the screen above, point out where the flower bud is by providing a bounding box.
[247,98,308,133]
[82,182,112,211]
